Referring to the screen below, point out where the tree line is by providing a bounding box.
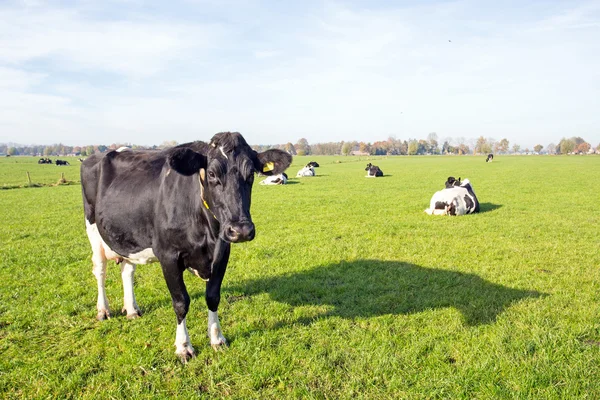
[1,135,597,157]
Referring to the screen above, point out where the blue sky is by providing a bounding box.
[1,0,599,149]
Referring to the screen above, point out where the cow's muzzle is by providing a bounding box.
[224,222,255,243]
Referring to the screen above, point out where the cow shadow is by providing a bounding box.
[479,203,502,213]
[230,259,544,327]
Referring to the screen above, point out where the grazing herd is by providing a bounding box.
[38,157,70,165]
[77,134,493,362]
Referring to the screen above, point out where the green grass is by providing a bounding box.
[1,154,599,399]
[0,156,81,188]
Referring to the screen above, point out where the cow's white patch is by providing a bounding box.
[219,146,228,159]
[175,318,195,360]
[125,248,157,265]
[208,310,227,349]
[187,267,209,281]
[116,146,129,152]
[296,166,315,177]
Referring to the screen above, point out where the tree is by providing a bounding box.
[533,144,543,153]
[341,142,352,156]
[7,147,17,156]
[512,144,520,154]
[408,140,419,155]
[284,142,296,155]
[558,138,575,154]
[497,138,509,153]
[427,132,439,154]
[546,143,556,155]
[475,136,487,155]
[296,138,310,156]
[577,142,591,154]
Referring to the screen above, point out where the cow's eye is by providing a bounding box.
[207,171,219,184]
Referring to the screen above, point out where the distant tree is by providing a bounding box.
[497,138,509,153]
[546,143,556,155]
[159,140,177,149]
[475,136,487,154]
[533,144,543,153]
[43,146,53,156]
[359,142,370,154]
[86,145,95,155]
[408,140,419,155]
[558,138,575,154]
[341,142,352,156]
[284,142,296,155]
[512,144,520,154]
[7,147,17,156]
[296,138,310,156]
[80,149,87,157]
[458,143,470,155]
[577,142,591,154]
[97,144,108,153]
[427,132,439,154]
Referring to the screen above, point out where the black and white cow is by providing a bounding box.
[56,159,70,166]
[296,164,315,177]
[260,172,288,185]
[425,176,480,216]
[365,163,383,177]
[486,154,494,162]
[81,132,292,362]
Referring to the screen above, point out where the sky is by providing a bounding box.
[1,0,599,149]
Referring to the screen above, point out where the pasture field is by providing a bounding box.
[1,154,599,399]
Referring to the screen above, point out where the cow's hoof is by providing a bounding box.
[176,346,195,364]
[211,339,228,351]
[97,310,111,320]
[122,307,142,319]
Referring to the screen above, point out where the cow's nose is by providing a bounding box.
[225,223,255,243]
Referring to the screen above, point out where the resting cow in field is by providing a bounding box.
[56,159,70,166]
[365,163,383,177]
[307,161,319,168]
[81,132,292,362]
[296,164,315,177]
[260,172,288,185]
[425,176,480,216]
[486,154,494,162]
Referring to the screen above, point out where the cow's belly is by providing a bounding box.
[125,248,158,264]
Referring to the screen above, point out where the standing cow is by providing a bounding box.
[81,132,292,362]
[425,176,480,216]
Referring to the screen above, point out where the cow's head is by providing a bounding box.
[168,132,292,243]
[445,176,461,188]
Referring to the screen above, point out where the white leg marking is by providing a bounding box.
[86,220,111,320]
[208,310,228,350]
[175,318,195,361]
[120,261,141,318]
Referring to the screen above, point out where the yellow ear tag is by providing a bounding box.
[203,200,210,209]
[263,162,275,172]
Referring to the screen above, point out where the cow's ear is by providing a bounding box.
[168,148,207,176]
[254,149,292,176]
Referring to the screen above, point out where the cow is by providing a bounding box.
[486,154,494,162]
[260,172,288,185]
[38,158,52,164]
[296,164,315,177]
[56,159,70,166]
[81,132,292,362]
[307,161,319,168]
[425,176,480,216]
[365,163,383,177]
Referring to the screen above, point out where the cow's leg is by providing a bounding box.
[120,261,142,319]
[160,260,194,362]
[206,244,230,350]
[86,221,111,320]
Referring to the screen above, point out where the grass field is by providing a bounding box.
[1,154,599,399]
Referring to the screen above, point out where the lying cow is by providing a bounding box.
[81,132,292,362]
[260,172,288,185]
[486,154,494,162]
[56,159,70,166]
[365,163,383,177]
[425,176,480,216]
[307,161,319,168]
[296,165,315,177]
